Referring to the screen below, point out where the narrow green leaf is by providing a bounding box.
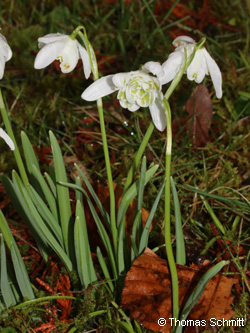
[1,173,50,261]
[96,247,114,292]
[117,164,159,227]
[139,181,165,254]
[124,122,154,193]
[59,181,117,279]
[171,177,185,265]
[32,164,59,221]
[117,221,125,274]
[75,177,83,203]
[201,195,226,235]
[12,171,73,272]
[49,131,72,256]
[10,244,35,300]
[21,131,45,199]
[137,156,146,212]
[176,261,229,333]
[21,131,40,171]
[27,184,63,246]
[75,164,110,226]
[131,210,142,261]
[44,171,57,198]
[0,236,17,307]
[74,200,97,287]
[0,211,34,300]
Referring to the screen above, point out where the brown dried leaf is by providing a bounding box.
[185,85,213,147]
[172,85,213,148]
[121,248,237,333]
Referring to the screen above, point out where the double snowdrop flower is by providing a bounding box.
[81,62,167,131]
[160,36,222,98]
[0,128,15,150]
[34,33,91,78]
[0,33,12,80]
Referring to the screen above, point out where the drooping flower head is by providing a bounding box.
[0,33,12,79]
[34,33,91,78]
[81,63,167,131]
[0,128,15,150]
[160,36,222,98]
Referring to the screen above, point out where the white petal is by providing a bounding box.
[160,51,184,84]
[203,48,223,98]
[112,72,132,88]
[34,41,65,69]
[187,49,208,83]
[59,39,79,73]
[124,102,139,112]
[77,41,91,79]
[37,33,67,48]
[0,53,6,79]
[149,99,166,131]
[0,34,12,61]
[173,35,196,47]
[81,75,116,101]
[0,128,15,150]
[125,85,135,104]
[142,61,164,77]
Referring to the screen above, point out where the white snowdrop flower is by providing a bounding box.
[0,33,12,79]
[161,35,222,98]
[34,33,91,78]
[81,62,167,131]
[0,128,15,150]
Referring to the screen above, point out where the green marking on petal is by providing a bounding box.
[57,55,63,62]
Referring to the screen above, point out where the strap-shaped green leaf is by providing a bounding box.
[59,181,117,279]
[175,260,229,333]
[117,164,159,227]
[96,247,114,292]
[49,131,72,256]
[32,164,59,221]
[0,211,34,300]
[12,171,73,272]
[74,200,97,288]
[139,181,165,254]
[1,174,50,261]
[171,177,185,265]
[0,236,17,307]
[75,164,110,226]
[27,184,63,246]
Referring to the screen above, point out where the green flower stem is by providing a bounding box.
[124,121,154,193]
[0,88,29,186]
[78,28,117,256]
[163,98,179,323]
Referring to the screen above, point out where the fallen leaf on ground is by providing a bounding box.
[121,248,237,333]
[172,85,213,147]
